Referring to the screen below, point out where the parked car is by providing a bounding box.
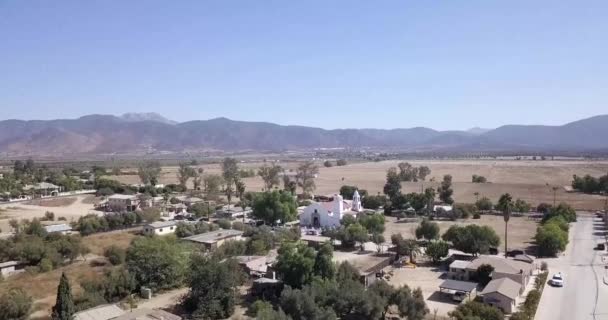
[550,273,564,287]
[506,249,525,257]
[595,243,605,251]
[452,291,466,302]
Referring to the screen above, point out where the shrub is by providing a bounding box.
[44,211,55,221]
[39,258,54,272]
[540,261,548,271]
[104,245,126,265]
[217,219,232,230]
[473,213,481,219]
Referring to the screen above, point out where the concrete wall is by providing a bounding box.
[483,292,517,314]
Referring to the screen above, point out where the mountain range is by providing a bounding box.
[1,113,607,155]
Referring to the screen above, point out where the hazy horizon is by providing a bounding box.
[2,1,607,130]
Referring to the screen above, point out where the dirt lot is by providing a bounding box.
[108,159,608,210]
[0,195,98,232]
[25,197,78,207]
[384,215,538,252]
[0,230,137,319]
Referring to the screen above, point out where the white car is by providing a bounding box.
[550,273,564,287]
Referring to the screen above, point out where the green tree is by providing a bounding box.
[177,163,196,188]
[323,160,333,168]
[125,237,189,290]
[313,242,335,280]
[497,193,513,256]
[274,242,316,288]
[392,286,429,320]
[336,159,347,166]
[425,240,449,263]
[449,301,504,320]
[415,218,440,241]
[471,175,487,183]
[476,264,494,286]
[535,222,568,257]
[52,272,75,320]
[252,191,298,225]
[442,225,500,255]
[514,198,531,213]
[0,288,32,320]
[203,174,224,195]
[437,174,454,204]
[137,161,161,186]
[183,254,244,319]
[392,234,421,263]
[295,161,319,196]
[338,223,368,251]
[383,167,401,200]
[371,233,386,253]
[359,214,385,234]
[104,245,126,265]
[362,194,387,210]
[258,164,283,191]
[475,196,493,212]
[543,202,577,223]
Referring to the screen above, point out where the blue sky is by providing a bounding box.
[1,1,607,130]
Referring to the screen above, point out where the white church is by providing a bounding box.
[300,190,362,228]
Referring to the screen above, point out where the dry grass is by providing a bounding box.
[0,260,108,318]
[26,197,78,207]
[82,230,138,255]
[384,214,538,251]
[0,230,138,318]
[106,160,608,210]
[81,195,103,205]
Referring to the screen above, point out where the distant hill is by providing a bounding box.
[0,114,607,155]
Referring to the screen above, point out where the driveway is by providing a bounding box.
[536,213,608,320]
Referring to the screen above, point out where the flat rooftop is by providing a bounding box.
[184,229,243,244]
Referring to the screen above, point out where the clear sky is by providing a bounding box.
[1,1,607,130]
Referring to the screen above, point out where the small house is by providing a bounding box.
[43,223,73,235]
[183,229,244,250]
[108,194,139,211]
[480,277,522,314]
[0,261,25,277]
[143,221,178,236]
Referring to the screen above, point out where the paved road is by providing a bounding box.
[536,213,608,320]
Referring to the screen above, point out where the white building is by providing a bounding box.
[43,223,73,235]
[108,194,139,211]
[300,191,362,228]
[143,221,178,236]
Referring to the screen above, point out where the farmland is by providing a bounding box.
[107,159,608,210]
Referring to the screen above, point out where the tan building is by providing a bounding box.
[480,277,522,314]
[448,256,534,290]
[183,229,244,250]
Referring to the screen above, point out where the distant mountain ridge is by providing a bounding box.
[0,114,607,155]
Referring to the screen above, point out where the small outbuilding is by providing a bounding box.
[0,261,25,277]
[183,229,244,250]
[143,221,177,236]
[438,279,478,301]
[44,223,73,235]
[480,277,522,314]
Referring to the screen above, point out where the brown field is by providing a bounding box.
[0,230,138,319]
[108,159,608,210]
[26,197,78,207]
[81,230,138,256]
[384,215,537,252]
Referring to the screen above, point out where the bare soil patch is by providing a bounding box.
[384,215,538,252]
[82,230,138,256]
[26,197,77,207]
[107,159,608,210]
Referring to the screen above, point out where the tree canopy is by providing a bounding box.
[251,191,298,225]
[442,225,500,255]
[415,218,440,241]
[437,174,454,204]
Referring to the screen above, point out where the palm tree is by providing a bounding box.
[498,193,513,257]
[402,239,421,264]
